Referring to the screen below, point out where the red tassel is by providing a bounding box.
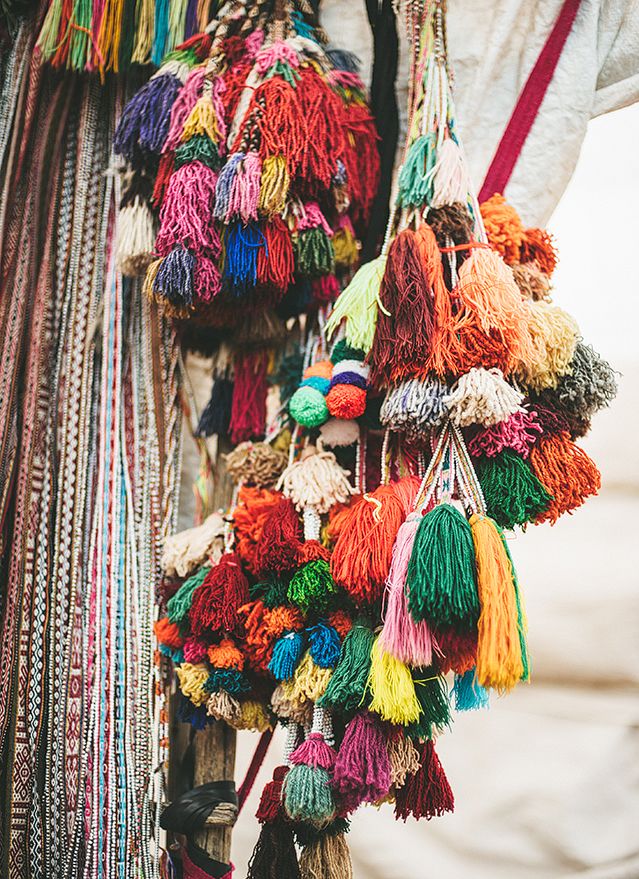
[189,553,249,636]
[297,540,331,565]
[435,627,478,675]
[229,352,268,445]
[256,765,289,823]
[394,740,454,821]
[257,496,303,576]
[153,152,175,208]
[257,217,295,292]
[368,230,435,388]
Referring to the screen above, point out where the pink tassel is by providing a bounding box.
[183,636,208,663]
[379,514,433,667]
[333,712,392,812]
[467,408,542,458]
[228,152,262,223]
[298,202,333,236]
[290,733,336,771]
[164,68,206,154]
[156,162,221,258]
[194,255,222,302]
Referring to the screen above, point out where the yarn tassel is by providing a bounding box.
[189,553,250,635]
[269,632,305,681]
[380,515,434,667]
[333,711,392,811]
[394,740,454,821]
[528,432,600,523]
[247,821,301,879]
[319,623,375,712]
[298,832,353,879]
[397,133,436,207]
[366,637,421,726]
[406,504,480,632]
[195,379,234,438]
[229,352,268,445]
[454,669,490,711]
[156,161,220,258]
[475,450,552,529]
[409,671,451,737]
[324,255,387,353]
[257,495,303,576]
[469,513,524,692]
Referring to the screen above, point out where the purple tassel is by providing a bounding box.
[333,712,392,812]
[154,246,195,306]
[115,74,182,161]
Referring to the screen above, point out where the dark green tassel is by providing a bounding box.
[475,449,552,529]
[319,623,374,712]
[407,668,452,739]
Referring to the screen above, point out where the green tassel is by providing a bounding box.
[288,560,336,613]
[258,576,291,608]
[296,228,335,277]
[498,527,530,681]
[475,450,552,530]
[408,669,452,739]
[283,765,336,826]
[406,504,479,630]
[319,623,374,712]
[398,134,437,207]
[174,135,222,171]
[167,566,210,624]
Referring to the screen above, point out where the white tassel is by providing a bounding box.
[431,139,472,208]
[277,445,353,514]
[161,512,225,578]
[116,196,156,277]
[445,368,523,427]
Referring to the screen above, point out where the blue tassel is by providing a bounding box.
[177,696,212,729]
[223,222,266,293]
[269,631,305,681]
[454,669,489,711]
[154,246,195,306]
[308,622,341,669]
[159,643,183,663]
[204,668,251,695]
[152,0,170,66]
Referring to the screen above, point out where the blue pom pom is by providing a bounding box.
[269,631,305,681]
[454,669,489,711]
[159,643,184,663]
[308,622,341,669]
[302,376,330,394]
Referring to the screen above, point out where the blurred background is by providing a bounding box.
[228,104,639,879]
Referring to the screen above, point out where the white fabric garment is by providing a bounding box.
[320,0,639,225]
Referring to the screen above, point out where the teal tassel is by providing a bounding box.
[167,566,210,624]
[408,669,452,738]
[398,134,436,207]
[406,504,480,631]
[283,765,336,825]
[269,631,305,681]
[319,623,375,712]
[454,669,490,711]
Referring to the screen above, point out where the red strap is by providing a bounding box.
[478,0,582,202]
[237,728,273,813]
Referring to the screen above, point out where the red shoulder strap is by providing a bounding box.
[478,0,582,202]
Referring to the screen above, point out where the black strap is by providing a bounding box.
[161,780,238,836]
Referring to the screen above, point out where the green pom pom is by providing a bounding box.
[407,669,452,739]
[174,135,222,171]
[330,340,365,365]
[288,560,336,613]
[406,504,479,630]
[289,385,329,428]
[319,622,375,712]
[255,576,291,608]
[167,566,210,624]
[475,449,552,529]
[283,765,336,825]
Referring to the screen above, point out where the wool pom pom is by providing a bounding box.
[394,740,454,821]
[225,441,288,488]
[156,161,220,257]
[308,622,342,668]
[325,255,387,353]
[326,384,367,420]
[454,668,490,711]
[327,609,353,640]
[333,712,392,811]
[470,514,525,691]
[298,832,353,879]
[154,617,184,649]
[279,447,353,515]
[475,450,552,529]
[406,504,480,631]
[528,432,600,523]
[247,821,301,879]
[319,623,375,712]
[264,606,305,640]
[331,480,417,605]
[435,627,478,675]
[319,418,360,448]
[183,636,208,663]
[511,261,551,301]
[288,560,337,613]
[467,409,542,459]
[176,662,210,707]
[189,553,250,635]
[283,764,336,826]
[445,367,523,427]
[521,226,558,275]
[161,513,224,578]
[257,496,302,576]
[290,385,330,428]
[366,638,421,725]
[380,516,434,667]
[380,379,448,437]
[479,193,525,264]
[516,301,579,392]
[207,638,245,670]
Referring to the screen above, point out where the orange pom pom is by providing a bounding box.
[326,384,367,419]
[304,360,334,381]
[528,432,600,523]
[521,227,558,276]
[480,193,525,264]
[154,617,184,649]
[207,638,245,670]
[264,605,305,638]
[328,609,353,639]
[297,540,331,565]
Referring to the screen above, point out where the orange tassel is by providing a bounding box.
[154,617,184,649]
[528,432,601,523]
[207,638,245,670]
[479,193,525,264]
[521,227,558,276]
[470,514,523,692]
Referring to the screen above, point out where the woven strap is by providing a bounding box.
[478,0,582,202]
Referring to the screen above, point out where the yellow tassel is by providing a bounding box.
[231,699,273,732]
[258,156,290,218]
[516,300,579,391]
[176,662,210,706]
[366,637,421,725]
[97,0,125,74]
[131,0,155,64]
[332,226,359,269]
[289,651,332,703]
[470,514,523,692]
[182,95,221,144]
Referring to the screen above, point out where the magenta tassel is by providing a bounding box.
[379,515,433,666]
[228,152,262,223]
[290,733,337,771]
[164,67,206,153]
[156,161,220,258]
[333,712,392,812]
[467,409,542,459]
[194,255,222,302]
